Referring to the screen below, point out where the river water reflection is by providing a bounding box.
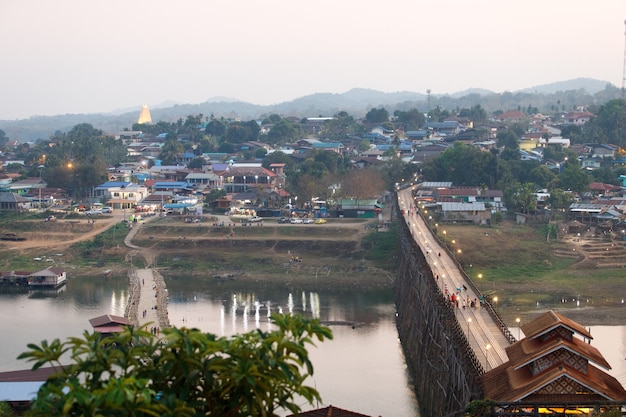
[0,275,419,416]
[0,275,624,416]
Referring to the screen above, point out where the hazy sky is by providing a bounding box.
[2,0,626,120]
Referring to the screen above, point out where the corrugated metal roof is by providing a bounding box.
[568,203,605,213]
[440,202,485,212]
[418,181,452,189]
[0,381,43,401]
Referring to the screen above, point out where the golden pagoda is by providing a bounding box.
[137,104,152,124]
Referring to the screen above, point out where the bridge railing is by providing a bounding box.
[409,197,518,345]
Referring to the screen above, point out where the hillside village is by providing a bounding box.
[0,101,626,233]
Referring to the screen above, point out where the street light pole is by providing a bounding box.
[38,165,44,211]
[485,344,491,371]
[516,317,521,340]
[467,317,472,339]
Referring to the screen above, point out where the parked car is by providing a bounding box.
[277,217,289,223]
[101,207,113,213]
[290,218,303,224]
[45,215,57,222]
[303,218,314,224]
[85,209,101,216]
[314,218,327,224]
[247,216,263,222]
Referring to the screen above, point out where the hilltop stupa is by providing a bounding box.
[137,104,152,124]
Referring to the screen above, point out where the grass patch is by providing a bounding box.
[69,222,129,268]
[438,220,626,307]
[362,224,399,270]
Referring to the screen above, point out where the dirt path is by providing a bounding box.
[0,214,123,253]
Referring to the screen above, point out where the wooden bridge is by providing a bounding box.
[395,187,517,416]
[398,187,515,370]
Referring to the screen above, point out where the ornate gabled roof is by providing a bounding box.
[521,310,592,341]
[288,405,371,417]
[482,359,626,402]
[505,333,611,371]
[482,310,626,403]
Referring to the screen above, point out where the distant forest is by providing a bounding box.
[0,79,621,142]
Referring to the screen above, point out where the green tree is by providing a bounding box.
[225,121,260,144]
[321,111,363,140]
[205,188,226,205]
[394,108,426,130]
[585,99,626,145]
[159,138,184,165]
[512,182,537,214]
[365,107,389,124]
[19,314,332,417]
[458,105,487,124]
[496,129,519,150]
[205,118,228,138]
[547,188,573,212]
[427,106,450,122]
[0,129,8,152]
[262,151,292,171]
[358,139,371,152]
[421,142,499,188]
[187,157,205,169]
[0,402,15,417]
[559,162,590,193]
[528,165,556,189]
[267,119,301,144]
[262,114,282,124]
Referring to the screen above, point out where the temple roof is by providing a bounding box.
[482,310,626,403]
[521,310,592,341]
[482,359,626,402]
[505,334,611,371]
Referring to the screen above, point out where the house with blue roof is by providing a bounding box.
[425,121,463,136]
[310,142,344,154]
[406,130,428,141]
[176,152,197,166]
[362,132,389,143]
[153,181,192,192]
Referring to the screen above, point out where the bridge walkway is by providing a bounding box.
[398,188,513,371]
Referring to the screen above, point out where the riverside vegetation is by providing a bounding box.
[0,211,624,324]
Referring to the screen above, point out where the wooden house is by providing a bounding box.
[28,267,66,288]
[482,310,626,410]
[89,314,131,337]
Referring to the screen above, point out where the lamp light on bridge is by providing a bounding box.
[516,317,521,340]
[493,296,498,313]
[443,230,447,244]
[467,317,472,338]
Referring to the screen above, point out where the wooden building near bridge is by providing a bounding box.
[481,310,626,413]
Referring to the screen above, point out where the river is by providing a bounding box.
[0,274,624,416]
[0,274,419,416]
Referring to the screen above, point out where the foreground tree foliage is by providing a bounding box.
[19,314,332,417]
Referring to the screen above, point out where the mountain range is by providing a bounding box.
[0,78,617,142]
